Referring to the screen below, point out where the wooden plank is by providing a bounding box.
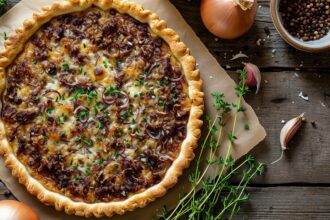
[0,181,16,200]
[236,187,330,220]
[228,70,330,184]
[170,0,330,69]
[2,186,330,220]
[0,0,18,13]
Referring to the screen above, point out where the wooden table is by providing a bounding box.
[1,0,330,219]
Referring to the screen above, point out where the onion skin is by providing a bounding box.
[201,0,258,39]
[0,200,39,220]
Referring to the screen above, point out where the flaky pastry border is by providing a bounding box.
[0,0,204,217]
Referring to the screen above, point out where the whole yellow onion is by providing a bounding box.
[201,0,258,39]
[0,200,39,220]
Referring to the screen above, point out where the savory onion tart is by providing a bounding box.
[0,0,203,217]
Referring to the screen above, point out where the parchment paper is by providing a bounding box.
[0,0,266,219]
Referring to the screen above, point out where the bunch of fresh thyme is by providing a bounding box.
[160,70,265,220]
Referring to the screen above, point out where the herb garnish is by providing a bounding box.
[45,107,54,115]
[76,134,92,146]
[160,78,169,86]
[83,139,93,146]
[244,122,250,130]
[113,129,124,138]
[56,116,64,125]
[103,60,108,68]
[75,134,86,142]
[3,31,8,40]
[162,70,265,220]
[86,89,98,103]
[71,87,84,101]
[94,100,107,115]
[76,109,88,122]
[115,60,121,67]
[120,109,133,121]
[62,63,70,72]
[85,167,91,175]
[136,79,144,86]
[98,158,104,165]
[104,86,121,96]
[96,123,104,130]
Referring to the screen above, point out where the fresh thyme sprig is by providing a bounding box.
[160,70,265,220]
[0,0,8,10]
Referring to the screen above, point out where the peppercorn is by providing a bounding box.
[279,0,330,41]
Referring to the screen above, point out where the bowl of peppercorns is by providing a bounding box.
[270,0,330,52]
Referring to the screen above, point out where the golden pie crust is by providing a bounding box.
[0,0,203,217]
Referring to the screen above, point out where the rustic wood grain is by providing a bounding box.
[237,187,330,220]
[0,181,16,200]
[228,70,330,184]
[170,0,330,69]
[1,0,330,219]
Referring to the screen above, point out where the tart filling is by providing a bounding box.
[1,7,190,203]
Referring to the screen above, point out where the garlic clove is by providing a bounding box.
[271,113,305,165]
[280,113,305,150]
[243,63,261,94]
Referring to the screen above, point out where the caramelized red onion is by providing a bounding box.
[108,44,120,58]
[102,88,116,105]
[156,109,168,116]
[158,154,173,162]
[73,105,88,114]
[169,74,183,82]
[37,102,48,113]
[58,74,78,88]
[146,128,161,140]
[168,66,184,82]
[163,137,173,147]
[73,105,89,123]
[134,105,145,121]
[137,35,146,45]
[42,89,62,100]
[118,91,129,109]
[102,88,129,108]
[148,63,160,74]
[95,54,100,65]
[8,124,21,142]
